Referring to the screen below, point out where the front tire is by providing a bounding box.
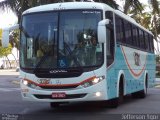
[108,80,124,108]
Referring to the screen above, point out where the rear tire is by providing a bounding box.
[132,90,146,98]
[108,79,124,108]
[132,76,148,98]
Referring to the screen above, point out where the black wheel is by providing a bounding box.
[132,89,147,98]
[108,80,124,108]
[132,77,148,99]
[136,82,147,98]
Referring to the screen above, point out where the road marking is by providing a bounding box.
[0,88,20,92]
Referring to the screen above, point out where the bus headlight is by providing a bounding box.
[22,79,37,89]
[81,76,105,88]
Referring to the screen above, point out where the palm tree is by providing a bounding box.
[123,0,143,14]
[150,0,160,44]
[94,0,118,9]
[128,0,160,52]
[0,0,30,23]
[128,4,151,29]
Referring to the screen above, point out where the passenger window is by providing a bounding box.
[115,15,125,43]
[149,35,154,53]
[124,21,132,45]
[106,11,114,66]
[139,29,145,49]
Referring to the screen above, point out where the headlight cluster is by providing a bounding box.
[22,79,37,89]
[81,76,105,88]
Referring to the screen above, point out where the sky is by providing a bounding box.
[0,9,17,28]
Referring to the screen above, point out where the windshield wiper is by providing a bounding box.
[63,42,83,71]
[34,30,57,73]
[62,30,83,69]
[34,52,50,73]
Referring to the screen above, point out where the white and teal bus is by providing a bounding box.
[2,1,156,108]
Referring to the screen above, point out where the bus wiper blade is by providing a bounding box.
[64,42,83,71]
[34,53,50,73]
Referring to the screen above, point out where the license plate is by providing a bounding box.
[52,93,66,98]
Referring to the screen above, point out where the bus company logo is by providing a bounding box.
[133,52,141,66]
[37,79,50,84]
[49,70,68,74]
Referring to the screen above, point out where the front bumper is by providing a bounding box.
[20,80,107,102]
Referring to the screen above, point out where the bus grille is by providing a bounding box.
[34,93,87,99]
[39,85,79,89]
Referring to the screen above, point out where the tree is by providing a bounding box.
[0,29,2,40]
[94,0,118,9]
[9,30,20,50]
[128,4,152,29]
[150,0,160,44]
[128,0,160,52]
[0,42,12,68]
[123,0,143,14]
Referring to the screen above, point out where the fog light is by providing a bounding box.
[95,92,101,97]
[23,80,28,85]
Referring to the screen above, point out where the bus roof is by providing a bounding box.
[22,2,113,15]
[23,2,152,35]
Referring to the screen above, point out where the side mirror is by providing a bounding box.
[2,24,19,48]
[97,19,110,43]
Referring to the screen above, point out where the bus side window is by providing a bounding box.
[149,35,154,53]
[124,21,132,45]
[106,26,114,66]
[143,31,147,50]
[139,29,145,49]
[145,32,150,51]
[106,11,114,66]
[115,15,124,43]
[132,26,139,48]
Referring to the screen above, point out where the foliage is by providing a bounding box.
[0,43,12,57]
[0,29,2,39]
[128,0,160,41]
[9,30,20,50]
[94,0,118,9]
[129,6,151,30]
[124,0,143,14]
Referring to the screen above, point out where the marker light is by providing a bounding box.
[23,80,28,85]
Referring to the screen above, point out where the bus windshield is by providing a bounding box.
[20,10,103,70]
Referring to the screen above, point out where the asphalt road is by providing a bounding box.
[0,69,160,120]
